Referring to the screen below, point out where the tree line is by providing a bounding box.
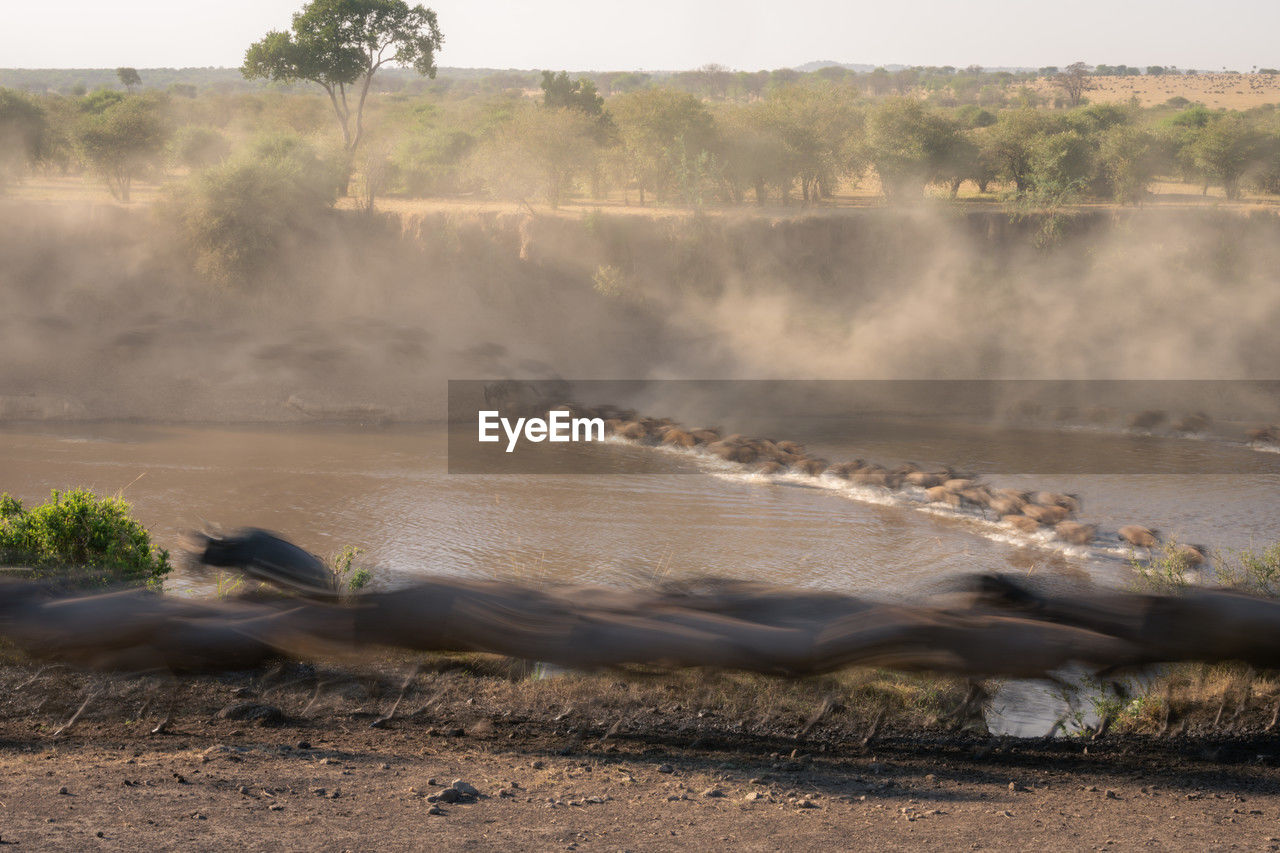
[5,75,1280,207]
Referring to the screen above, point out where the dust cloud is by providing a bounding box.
[2,202,1278,426]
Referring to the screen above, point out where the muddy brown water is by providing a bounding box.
[2,421,1276,592]
[2,420,1277,737]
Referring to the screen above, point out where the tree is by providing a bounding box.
[1055,62,1091,107]
[1190,115,1261,199]
[1027,129,1094,201]
[75,95,167,201]
[610,88,716,204]
[470,105,600,208]
[986,109,1049,193]
[116,67,142,91]
[863,97,961,201]
[540,71,604,117]
[242,0,443,151]
[1096,125,1161,203]
[715,103,792,204]
[0,88,46,191]
[750,83,863,204]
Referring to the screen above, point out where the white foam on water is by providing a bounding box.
[618,436,1120,565]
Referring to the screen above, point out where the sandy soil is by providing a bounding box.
[1,662,1278,851]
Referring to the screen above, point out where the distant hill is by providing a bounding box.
[793,60,882,73]
[794,60,1039,73]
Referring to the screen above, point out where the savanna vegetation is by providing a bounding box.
[5,20,1280,224]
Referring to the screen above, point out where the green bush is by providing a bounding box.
[0,489,171,589]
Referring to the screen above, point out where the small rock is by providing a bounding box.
[797,799,819,809]
[216,702,285,727]
[1105,790,1119,800]
[268,803,284,812]
[296,741,312,750]
[436,788,460,804]
[498,788,514,798]
[451,779,480,797]
[743,792,764,801]
[427,805,443,815]
[702,787,725,798]
[925,774,937,783]
[190,813,206,821]
[329,790,341,799]
[657,764,674,774]
[530,761,544,770]
[58,786,69,795]
[95,831,104,838]
[319,757,339,766]
[238,785,252,796]
[311,788,326,796]
[379,763,390,770]
[200,744,243,764]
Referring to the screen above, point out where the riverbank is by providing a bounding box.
[1,659,1278,850]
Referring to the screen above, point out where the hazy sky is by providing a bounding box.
[3,0,1277,71]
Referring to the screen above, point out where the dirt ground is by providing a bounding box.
[1,662,1278,851]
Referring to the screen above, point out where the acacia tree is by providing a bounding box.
[75,96,167,202]
[1055,62,1091,107]
[752,83,863,205]
[864,98,961,201]
[116,67,142,91]
[242,0,443,151]
[1191,115,1261,199]
[471,105,600,209]
[610,88,717,204]
[540,71,604,117]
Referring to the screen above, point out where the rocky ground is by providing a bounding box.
[1,661,1278,851]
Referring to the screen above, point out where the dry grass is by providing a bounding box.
[9,170,1279,219]
[1028,73,1280,110]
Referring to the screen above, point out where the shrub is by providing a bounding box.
[1213,543,1280,598]
[0,489,171,589]
[329,545,372,594]
[169,124,230,170]
[167,133,341,284]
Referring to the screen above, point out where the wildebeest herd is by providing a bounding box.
[1,530,1278,730]
[544,400,1209,561]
